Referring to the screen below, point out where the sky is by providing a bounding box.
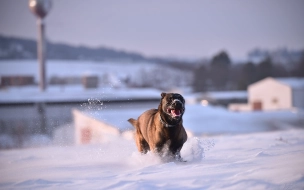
[0,0,303,60]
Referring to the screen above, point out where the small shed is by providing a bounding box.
[229,77,304,111]
[73,109,120,144]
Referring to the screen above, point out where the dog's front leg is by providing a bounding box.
[170,146,185,162]
[174,151,183,161]
[152,142,165,157]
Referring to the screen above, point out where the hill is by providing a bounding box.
[0,35,164,62]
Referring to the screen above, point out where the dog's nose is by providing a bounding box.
[173,99,183,106]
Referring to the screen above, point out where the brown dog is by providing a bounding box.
[128,93,187,161]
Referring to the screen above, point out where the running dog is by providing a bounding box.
[128,93,187,161]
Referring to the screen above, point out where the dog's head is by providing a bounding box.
[159,93,185,122]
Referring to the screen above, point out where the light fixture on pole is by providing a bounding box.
[29,0,52,91]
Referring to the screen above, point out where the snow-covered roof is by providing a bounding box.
[275,77,304,89]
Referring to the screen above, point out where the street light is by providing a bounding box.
[29,0,52,91]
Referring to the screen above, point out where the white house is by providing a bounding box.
[229,77,304,111]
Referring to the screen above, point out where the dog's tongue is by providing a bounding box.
[171,109,181,116]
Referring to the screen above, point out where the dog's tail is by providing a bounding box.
[128,118,137,128]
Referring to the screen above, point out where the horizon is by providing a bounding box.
[0,0,304,60]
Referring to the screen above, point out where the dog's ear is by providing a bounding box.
[158,92,166,111]
[180,95,185,103]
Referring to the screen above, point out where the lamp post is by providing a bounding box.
[29,0,52,91]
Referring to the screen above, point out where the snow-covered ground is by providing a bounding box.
[1,100,304,189]
[203,91,247,100]
[0,85,162,103]
[0,60,157,80]
[1,60,304,189]
[0,129,304,189]
[0,60,192,90]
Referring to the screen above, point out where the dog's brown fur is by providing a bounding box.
[128,93,187,160]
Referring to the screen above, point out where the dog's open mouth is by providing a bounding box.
[167,108,183,118]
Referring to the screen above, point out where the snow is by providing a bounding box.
[0,60,155,80]
[0,129,304,189]
[1,100,304,189]
[0,60,192,90]
[0,85,162,103]
[203,91,247,100]
[1,60,304,189]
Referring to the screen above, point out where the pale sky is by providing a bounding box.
[0,0,303,59]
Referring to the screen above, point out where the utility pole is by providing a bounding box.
[29,0,52,91]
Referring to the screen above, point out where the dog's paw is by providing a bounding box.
[174,154,187,162]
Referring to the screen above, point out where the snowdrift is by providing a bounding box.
[1,129,304,189]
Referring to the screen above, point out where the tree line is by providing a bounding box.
[193,51,304,92]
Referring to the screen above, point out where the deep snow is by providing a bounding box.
[0,129,304,189]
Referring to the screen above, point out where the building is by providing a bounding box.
[82,75,99,89]
[0,75,35,87]
[229,77,304,111]
[73,109,121,145]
